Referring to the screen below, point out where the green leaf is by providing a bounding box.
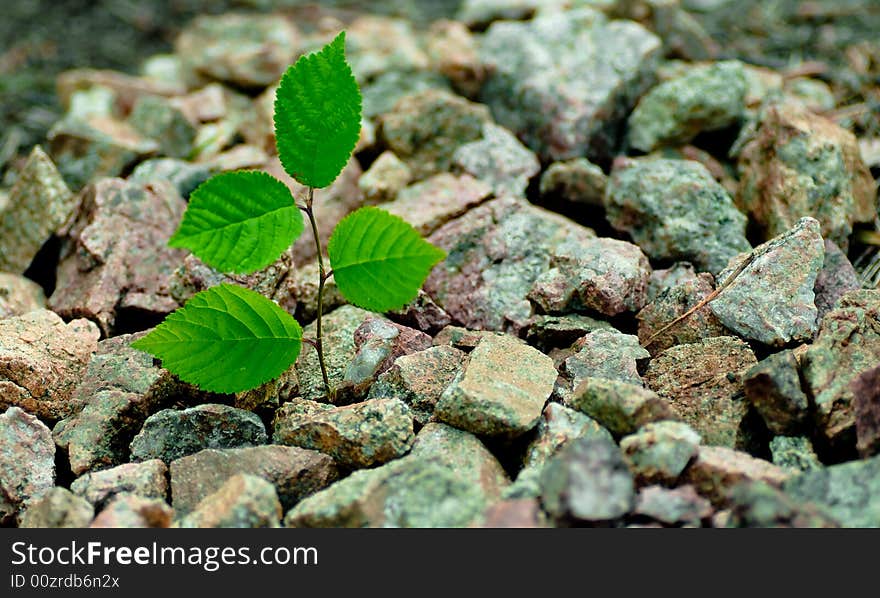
[274,31,362,188]
[168,170,303,275]
[131,284,303,394]
[328,207,446,312]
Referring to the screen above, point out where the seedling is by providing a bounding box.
[132,32,446,395]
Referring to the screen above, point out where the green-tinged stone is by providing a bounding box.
[743,351,810,435]
[769,436,822,472]
[129,158,212,199]
[70,459,168,507]
[452,122,540,197]
[127,95,196,159]
[539,158,607,207]
[0,407,56,525]
[358,151,412,203]
[634,485,713,526]
[562,330,650,389]
[19,487,94,528]
[176,474,282,529]
[566,378,675,437]
[620,421,702,485]
[725,481,839,528]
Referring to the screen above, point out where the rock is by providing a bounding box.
[0,310,99,421]
[70,459,168,507]
[358,151,412,203]
[528,236,652,317]
[504,403,613,500]
[743,350,810,435]
[289,260,346,325]
[480,499,544,528]
[709,217,824,346]
[410,423,509,498]
[540,436,635,523]
[605,158,751,274]
[130,404,268,463]
[725,481,839,528]
[90,494,172,528]
[682,445,791,505]
[452,123,540,197]
[566,378,675,437]
[386,291,454,337]
[296,305,372,403]
[336,318,432,401]
[814,239,862,322]
[769,436,823,472]
[562,330,650,389]
[784,77,836,112]
[736,101,877,247]
[368,345,466,426]
[637,271,730,354]
[432,326,496,352]
[284,454,490,528]
[343,16,429,84]
[783,454,880,527]
[539,158,607,207]
[272,398,414,470]
[633,485,713,526]
[620,421,702,486]
[524,314,614,352]
[175,14,298,88]
[19,488,94,528]
[627,61,746,152]
[434,333,556,437]
[425,196,596,331]
[382,173,492,236]
[0,146,74,273]
[801,290,880,446]
[56,68,183,114]
[176,474,282,529]
[48,178,187,335]
[170,445,338,514]
[129,158,212,199]
[0,407,55,525]
[425,19,486,97]
[361,70,450,121]
[0,272,46,320]
[646,262,700,301]
[380,88,492,180]
[127,95,196,160]
[479,8,661,162]
[644,337,757,449]
[456,0,545,28]
[853,366,880,457]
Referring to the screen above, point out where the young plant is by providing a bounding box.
[132,32,446,395]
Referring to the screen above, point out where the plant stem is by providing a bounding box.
[303,186,332,396]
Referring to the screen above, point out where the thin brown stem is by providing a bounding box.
[303,186,331,396]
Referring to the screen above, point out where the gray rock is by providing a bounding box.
[783,454,880,527]
[562,330,650,389]
[129,158,212,199]
[480,8,661,161]
[70,459,168,507]
[540,436,635,523]
[539,158,607,207]
[170,445,338,514]
[709,217,824,346]
[434,333,556,437]
[634,485,713,526]
[273,398,414,469]
[627,61,746,152]
[0,407,56,525]
[524,314,614,352]
[0,273,45,318]
[130,404,267,463]
[176,474,282,529]
[725,480,839,528]
[343,16,429,84]
[0,146,75,273]
[127,95,196,159]
[769,436,822,472]
[383,173,492,236]
[361,70,450,120]
[452,123,540,197]
[605,158,750,274]
[743,350,810,435]
[19,487,94,528]
[358,151,412,203]
[814,239,862,322]
[620,421,702,485]
[566,377,675,437]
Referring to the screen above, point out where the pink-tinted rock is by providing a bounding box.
[813,239,861,321]
[682,445,791,505]
[382,173,492,236]
[90,494,172,528]
[0,407,56,525]
[853,365,880,457]
[479,498,544,528]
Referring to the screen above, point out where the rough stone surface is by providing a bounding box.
[170,445,338,515]
[0,146,74,273]
[452,122,540,197]
[434,333,556,437]
[358,151,412,203]
[633,485,713,526]
[176,474,282,529]
[425,19,485,97]
[853,365,880,457]
[566,378,675,437]
[627,60,746,152]
[479,9,661,162]
[801,290,880,446]
[783,454,880,528]
[273,398,414,470]
[620,421,702,486]
[743,350,810,435]
[0,273,45,318]
[736,101,877,247]
[0,310,99,421]
[539,158,607,207]
[368,345,466,426]
[380,88,492,180]
[480,498,545,528]
[19,487,94,528]
[387,291,454,337]
[0,407,56,525]
[644,337,758,449]
[361,69,450,121]
[48,178,187,335]
[175,14,298,88]
[725,481,839,528]
[343,15,429,84]
[562,330,650,389]
[524,314,614,352]
[814,239,862,321]
[130,404,268,463]
[127,95,196,160]
[382,173,492,236]
[90,494,172,528]
[129,158,212,199]
[709,217,824,346]
[682,445,791,505]
[769,436,823,472]
[540,436,635,523]
[70,459,168,507]
[605,158,751,274]
[504,403,613,500]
